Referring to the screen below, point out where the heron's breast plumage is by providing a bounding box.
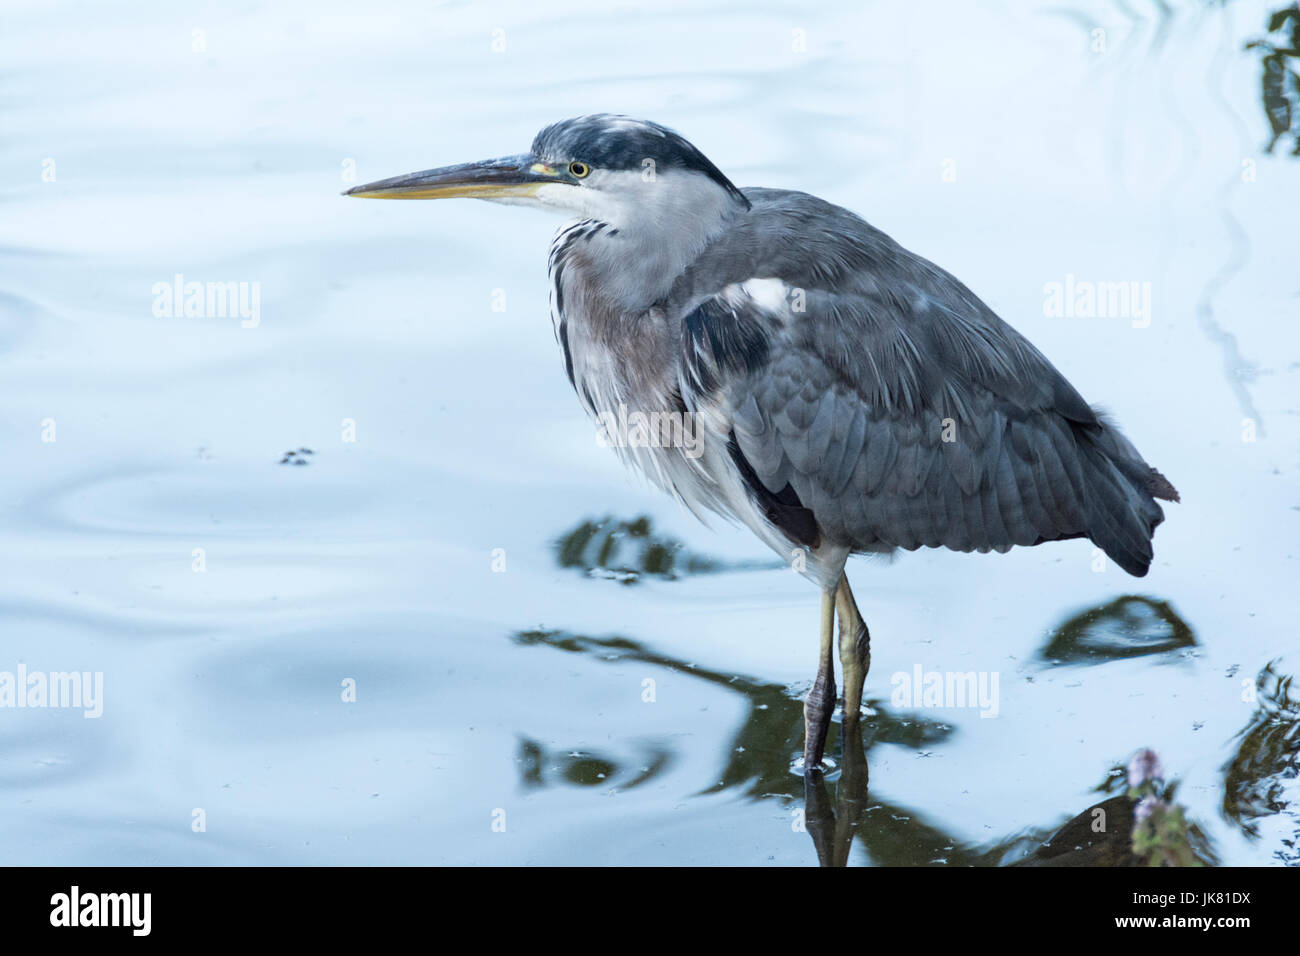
[546,218,847,579]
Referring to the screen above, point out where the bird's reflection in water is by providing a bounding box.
[510,588,1228,866]
[803,721,870,867]
[511,627,978,866]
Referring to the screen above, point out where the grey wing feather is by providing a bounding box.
[677,188,1177,576]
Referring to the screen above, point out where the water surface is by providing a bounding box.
[0,0,1297,865]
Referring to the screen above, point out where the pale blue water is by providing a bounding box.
[0,0,1296,865]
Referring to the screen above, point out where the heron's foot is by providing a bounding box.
[802,668,836,774]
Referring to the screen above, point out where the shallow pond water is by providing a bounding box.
[1,0,1297,865]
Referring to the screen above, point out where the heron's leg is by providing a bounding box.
[836,574,871,726]
[802,586,837,774]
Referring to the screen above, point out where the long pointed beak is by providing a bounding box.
[343,154,562,200]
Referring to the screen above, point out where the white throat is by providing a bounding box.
[536,168,744,310]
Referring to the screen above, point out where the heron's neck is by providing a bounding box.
[564,181,745,312]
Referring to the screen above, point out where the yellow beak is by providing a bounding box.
[343,154,563,200]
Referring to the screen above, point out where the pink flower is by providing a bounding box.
[1128,748,1164,788]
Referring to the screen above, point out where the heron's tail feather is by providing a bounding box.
[1146,467,1180,503]
[1077,414,1177,578]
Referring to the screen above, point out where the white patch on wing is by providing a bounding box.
[720,278,791,317]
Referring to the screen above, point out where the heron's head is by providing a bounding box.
[345,114,750,232]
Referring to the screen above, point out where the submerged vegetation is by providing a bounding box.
[1245,6,1300,154]
[553,514,776,583]
[1221,661,1300,862]
[1040,596,1195,664]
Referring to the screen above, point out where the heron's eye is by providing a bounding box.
[568,161,591,179]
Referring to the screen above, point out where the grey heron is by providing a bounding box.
[346,114,1179,773]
